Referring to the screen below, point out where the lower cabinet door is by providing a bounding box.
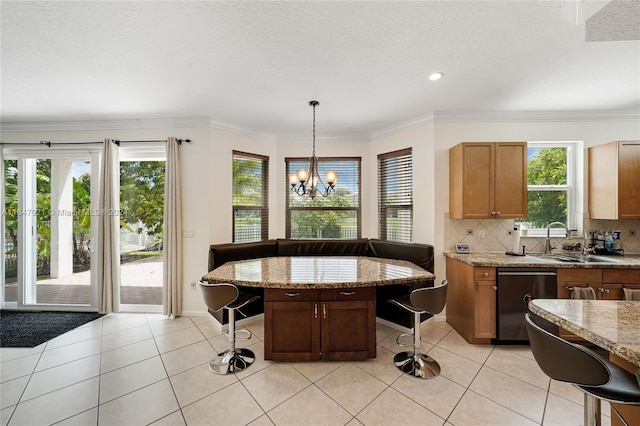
[321,300,376,361]
[264,301,321,361]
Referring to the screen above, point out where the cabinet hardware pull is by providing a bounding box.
[340,291,356,296]
[491,211,496,215]
[323,303,327,319]
[492,286,497,291]
[285,292,300,297]
[495,211,501,215]
[314,303,318,319]
[483,272,489,277]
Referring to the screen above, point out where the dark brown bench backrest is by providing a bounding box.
[208,240,277,271]
[367,239,434,272]
[276,239,370,256]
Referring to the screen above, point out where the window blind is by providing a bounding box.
[285,157,361,239]
[378,148,412,242]
[233,150,269,242]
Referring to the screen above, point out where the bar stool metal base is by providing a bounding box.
[209,348,256,375]
[394,351,441,379]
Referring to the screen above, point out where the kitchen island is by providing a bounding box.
[202,256,434,361]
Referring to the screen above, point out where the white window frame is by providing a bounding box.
[522,141,581,237]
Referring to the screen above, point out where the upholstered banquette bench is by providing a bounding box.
[207,238,435,329]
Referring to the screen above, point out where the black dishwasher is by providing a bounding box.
[495,268,557,343]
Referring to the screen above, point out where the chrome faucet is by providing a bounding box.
[545,221,570,253]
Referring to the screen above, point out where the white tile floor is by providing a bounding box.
[0,314,611,426]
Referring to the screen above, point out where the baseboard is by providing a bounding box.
[206,313,265,333]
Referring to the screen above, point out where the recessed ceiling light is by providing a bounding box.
[429,72,444,81]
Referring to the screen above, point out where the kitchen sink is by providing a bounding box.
[533,254,624,264]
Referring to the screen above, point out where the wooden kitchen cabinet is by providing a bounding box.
[446,258,496,344]
[264,289,321,361]
[589,140,640,220]
[320,288,376,361]
[449,142,527,219]
[264,287,376,361]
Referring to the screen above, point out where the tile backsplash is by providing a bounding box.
[447,217,640,254]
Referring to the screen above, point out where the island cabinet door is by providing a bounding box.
[320,287,376,361]
[264,289,321,361]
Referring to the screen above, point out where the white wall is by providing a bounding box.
[3,117,638,314]
[369,122,436,244]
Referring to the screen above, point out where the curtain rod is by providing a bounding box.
[0,139,191,147]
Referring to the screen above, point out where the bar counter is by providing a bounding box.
[529,299,640,367]
[201,256,435,289]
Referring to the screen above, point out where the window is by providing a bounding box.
[233,151,269,242]
[516,142,577,235]
[285,157,361,239]
[378,148,413,242]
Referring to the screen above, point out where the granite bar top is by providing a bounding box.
[529,299,640,367]
[445,252,640,269]
[201,256,435,289]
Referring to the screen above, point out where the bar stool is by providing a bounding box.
[388,280,448,379]
[525,313,640,426]
[199,281,260,375]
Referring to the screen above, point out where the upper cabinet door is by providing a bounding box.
[494,142,528,218]
[589,140,640,220]
[618,141,640,219]
[449,142,527,219]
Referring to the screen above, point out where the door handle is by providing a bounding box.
[314,303,318,319]
[323,303,327,319]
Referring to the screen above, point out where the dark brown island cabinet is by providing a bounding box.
[264,287,376,361]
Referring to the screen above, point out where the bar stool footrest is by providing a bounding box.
[395,333,415,348]
[226,328,253,342]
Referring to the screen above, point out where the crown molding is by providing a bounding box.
[369,113,435,140]
[2,109,638,139]
[276,134,371,144]
[0,117,211,132]
[432,110,640,123]
[209,119,277,141]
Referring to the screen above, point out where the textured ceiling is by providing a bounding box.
[1,1,639,138]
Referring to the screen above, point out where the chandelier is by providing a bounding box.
[288,100,337,198]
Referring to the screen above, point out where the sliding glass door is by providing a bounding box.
[2,150,99,310]
[118,145,165,312]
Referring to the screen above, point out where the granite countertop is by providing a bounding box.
[201,256,435,289]
[444,251,640,269]
[529,299,640,367]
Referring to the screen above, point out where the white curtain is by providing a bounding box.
[97,139,120,313]
[163,137,183,317]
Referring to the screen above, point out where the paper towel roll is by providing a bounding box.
[512,226,521,253]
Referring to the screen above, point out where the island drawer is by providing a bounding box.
[321,287,375,301]
[264,288,320,301]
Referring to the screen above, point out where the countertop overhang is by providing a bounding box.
[202,256,435,289]
[530,299,640,367]
[444,252,640,269]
